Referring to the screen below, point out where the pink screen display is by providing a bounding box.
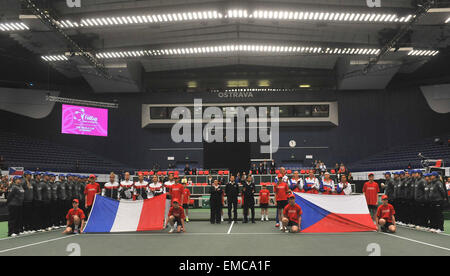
[61,104,108,137]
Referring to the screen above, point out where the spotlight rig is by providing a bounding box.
[46,95,119,109]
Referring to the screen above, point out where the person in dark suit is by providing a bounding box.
[184,164,191,175]
[258,163,265,174]
[242,175,256,223]
[209,179,223,224]
[207,175,214,186]
[225,175,239,223]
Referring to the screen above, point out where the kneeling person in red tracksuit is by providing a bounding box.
[376,195,396,233]
[281,195,302,233]
[168,199,186,233]
[63,199,85,235]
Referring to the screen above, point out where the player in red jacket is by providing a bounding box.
[84,175,101,218]
[376,195,396,233]
[275,174,290,230]
[181,182,191,222]
[259,184,271,221]
[282,195,302,233]
[363,173,380,220]
[168,179,184,206]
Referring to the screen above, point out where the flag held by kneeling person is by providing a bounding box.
[84,194,167,233]
[294,193,377,233]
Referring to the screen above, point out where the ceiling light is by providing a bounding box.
[41,55,68,62]
[187,81,197,88]
[0,21,29,32]
[45,44,437,62]
[407,49,439,56]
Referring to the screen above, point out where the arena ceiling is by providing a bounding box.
[0,0,449,92]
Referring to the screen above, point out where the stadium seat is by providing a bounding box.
[0,131,132,174]
[348,134,450,172]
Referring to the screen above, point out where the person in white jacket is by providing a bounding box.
[119,172,134,200]
[102,172,120,200]
[148,176,165,198]
[336,175,353,195]
[134,173,149,200]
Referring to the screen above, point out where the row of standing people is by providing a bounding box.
[6,170,193,236]
[102,172,192,222]
[6,171,101,237]
[382,170,448,232]
[210,168,354,229]
[61,172,193,234]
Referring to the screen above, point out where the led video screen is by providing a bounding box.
[61,104,108,137]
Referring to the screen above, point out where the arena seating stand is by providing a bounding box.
[349,135,450,172]
[0,131,132,173]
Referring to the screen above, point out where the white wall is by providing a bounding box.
[0,88,59,119]
[421,84,450,114]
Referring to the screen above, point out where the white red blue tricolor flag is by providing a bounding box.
[84,194,167,233]
[294,193,377,233]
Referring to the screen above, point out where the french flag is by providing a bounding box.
[294,193,377,233]
[84,194,167,233]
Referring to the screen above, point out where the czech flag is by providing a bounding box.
[294,193,377,233]
[8,167,24,176]
[84,194,167,233]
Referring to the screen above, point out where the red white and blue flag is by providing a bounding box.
[8,167,24,176]
[294,193,377,233]
[84,194,167,233]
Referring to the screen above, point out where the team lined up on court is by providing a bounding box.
[3,167,449,236]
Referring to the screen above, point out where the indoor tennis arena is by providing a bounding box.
[0,0,449,261]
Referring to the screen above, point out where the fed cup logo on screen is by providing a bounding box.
[62,104,108,137]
